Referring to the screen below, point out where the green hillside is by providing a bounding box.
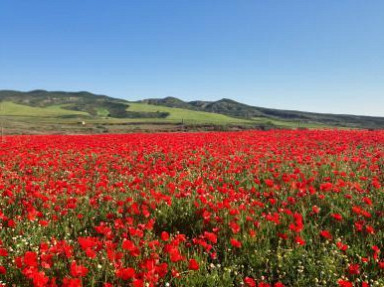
[126,102,250,124]
[143,97,384,129]
[0,90,158,119]
[0,101,89,117]
[0,89,381,134]
[0,90,259,134]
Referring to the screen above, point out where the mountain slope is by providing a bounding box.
[127,102,251,124]
[0,90,169,119]
[141,97,384,129]
[0,90,256,134]
[1,90,383,134]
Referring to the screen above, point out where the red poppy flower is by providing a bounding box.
[116,267,135,280]
[0,266,6,274]
[70,261,89,277]
[348,263,360,275]
[320,230,332,240]
[188,259,199,271]
[161,231,170,242]
[244,277,256,287]
[230,238,242,248]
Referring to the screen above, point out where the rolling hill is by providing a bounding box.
[0,90,169,119]
[142,97,384,129]
[0,90,254,134]
[0,90,383,134]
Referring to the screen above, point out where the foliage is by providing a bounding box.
[0,90,168,119]
[142,97,384,129]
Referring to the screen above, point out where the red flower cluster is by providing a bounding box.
[0,130,383,286]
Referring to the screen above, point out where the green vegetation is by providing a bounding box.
[251,117,329,129]
[0,101,89,117]
[143,97,384,129]
[127,102,251,124]
[0,89,382,134]
[0,90,167,119]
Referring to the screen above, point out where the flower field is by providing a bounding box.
[0,130,383,287]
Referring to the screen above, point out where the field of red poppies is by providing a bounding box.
[0,130,383,287]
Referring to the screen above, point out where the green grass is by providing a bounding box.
[0,101,332,135]
[127,102,330,127]
[95,107,110,117]
[0,102,89,117]
[251,117,329,129]
[0,101,328,127]
[1,101,250,125]
[127,102,252,124]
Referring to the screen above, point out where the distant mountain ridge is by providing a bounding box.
[0,90,383,129]
[0,90,168,119]
[141,96,384,128]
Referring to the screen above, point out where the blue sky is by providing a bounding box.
[1,1,383,116]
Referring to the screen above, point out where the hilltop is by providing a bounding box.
[142,97,384,129]
[0,90,251,134]
[0,90,168,119]
[0,90,383,134]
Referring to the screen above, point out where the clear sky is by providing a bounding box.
[1,1,383,116]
